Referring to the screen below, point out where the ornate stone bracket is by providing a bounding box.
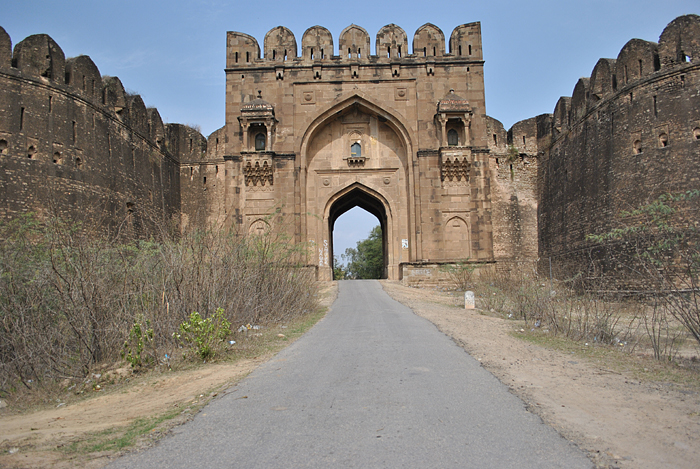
[440,148,471,187]
[243,152,274,187]
[440,156,471,186]
[345,155,367,167]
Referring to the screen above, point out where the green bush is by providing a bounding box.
[121,317,155,369]
[174,309,231,360]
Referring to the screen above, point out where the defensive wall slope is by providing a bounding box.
[502,14,700,278]
[0,27,206,236]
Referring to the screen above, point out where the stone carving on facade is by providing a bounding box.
[243,158,273,188]
[440,154,471,186]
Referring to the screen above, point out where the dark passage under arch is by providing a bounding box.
[329,187,388,279]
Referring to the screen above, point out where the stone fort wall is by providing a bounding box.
[484,114,543,269]
[0,27,205,236]
[532,14,700,276]
[1,15,698,282]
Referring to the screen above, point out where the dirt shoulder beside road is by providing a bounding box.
[0,358,268,468]
[381,280,700,469]
[0,283,339,468]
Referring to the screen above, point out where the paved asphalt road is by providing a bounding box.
[110,280,591,468]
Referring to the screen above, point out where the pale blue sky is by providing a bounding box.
[3,1,697,259]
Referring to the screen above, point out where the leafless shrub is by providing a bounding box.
[471,265,633,347]
[474,267,514,312]
[643,300,684,361]
[0,214,317,394]
[439,261,476,291]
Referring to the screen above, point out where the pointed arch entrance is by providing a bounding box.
[329,185,389,279]
[299,94,413,281]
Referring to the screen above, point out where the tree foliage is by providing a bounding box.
[342,225,384,279]
[332,255,347,280]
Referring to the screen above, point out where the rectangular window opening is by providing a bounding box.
[20,107,24,131]
[653,95,657,117]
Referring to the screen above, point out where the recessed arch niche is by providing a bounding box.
[301,96,413,281]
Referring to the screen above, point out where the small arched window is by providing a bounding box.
[633,140,643,155]
[447,129,458,146]
[255,133,266,151]
[351,142,361,158]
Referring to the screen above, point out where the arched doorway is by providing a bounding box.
[299,93,416,281]
[329,187,388,279]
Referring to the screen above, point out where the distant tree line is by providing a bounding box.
[334,225,383,280]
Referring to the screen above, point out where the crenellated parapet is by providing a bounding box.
[546,14,700,141]
[225,22,483,71]
[0,26,204,237]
